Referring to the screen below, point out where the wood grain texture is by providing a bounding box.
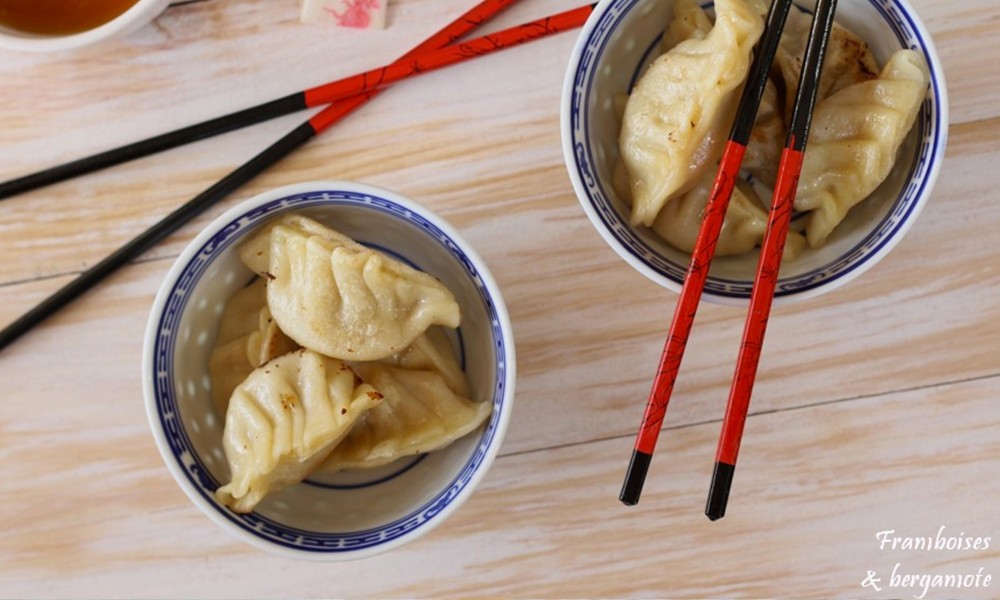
[1,0,999,597]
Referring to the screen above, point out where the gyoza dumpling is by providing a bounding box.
[795,50,929,247]
[619,0,766,227]
[742,78,786,188]
[650,168,806,260]
[660,0,712,52]
[214,278,271,344]
[215,349,383,513]
[616,0,737,205]
[318,363,491,472]
[208,278,299,418]
[774,8,879,121]
[239,215,461,361]
[375,326,470,398]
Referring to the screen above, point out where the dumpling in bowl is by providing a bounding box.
[660,0,712,52]
[239,215,461,361]
[215,349,383,513]
[619,0,767,227]
[317,326,482,472]
[318,362,491,472]
[207,278,298,418]
[741,79,785,189]
[650,167,806,260]
[374,326,470,398]
[795,49,930,247]
[773,6,879,122]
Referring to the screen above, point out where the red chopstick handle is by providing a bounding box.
[718,146,802,464]
[620,139,747,505]
[308,91,375,133]
[436,0,519,46]
[705,145,803,520]
[303,4,594,107]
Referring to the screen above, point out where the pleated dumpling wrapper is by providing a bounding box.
[239,215,461,362]
[650,168,806,260]
[207,278,298,418]
[619,0,766,227]
[319,360,491,472]
[376,325,471,398]
[794,50,930,247]
[659,0,713,52]
[316,326,484,472]
[215,349,383,513]
[773,7,879,124]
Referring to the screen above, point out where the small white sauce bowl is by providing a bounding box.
[0,0,171,52]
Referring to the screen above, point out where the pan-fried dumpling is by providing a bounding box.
[318,363,491,472]
[616,0,711,210]
[774,8,879,122]
[239,215,461,361]
[742,79,785,188]
[795,50,929,247]
[660,0,712,52]
[215,349,383,513]
[375,326,470,398]
[650,168,806,260]
[619,0,766,227]
[208,278,298,418]
[214,278,271,344]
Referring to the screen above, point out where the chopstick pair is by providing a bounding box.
[0,1,597,353]
[620,0,839,519]
[0,0,595,201]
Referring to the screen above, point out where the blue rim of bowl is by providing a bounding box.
[566,0,946,301]
[148,188,509,554]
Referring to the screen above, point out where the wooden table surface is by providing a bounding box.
[2,0,999,597]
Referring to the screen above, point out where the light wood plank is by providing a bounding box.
[2,374,998,598]
[1,0,998,594]
[3,117,1000,457]
[913,0,1000,124]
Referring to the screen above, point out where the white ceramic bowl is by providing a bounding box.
[562,0,948,305]
[142,181,515,559]
[0,0,170,52]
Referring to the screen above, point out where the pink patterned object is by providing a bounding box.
[301,0,386,29]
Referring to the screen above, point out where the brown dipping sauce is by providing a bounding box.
[0,0,140,35]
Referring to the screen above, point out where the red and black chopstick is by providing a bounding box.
[0,1,596,201]
[706,0,839,521]
[306,4,596,108]
[0,3,596,353]
[307,3,594,133]
[0,0,520,201]
[620,0,797,507]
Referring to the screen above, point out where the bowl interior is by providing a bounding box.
[147,187,511,556]
[565,0,945,304]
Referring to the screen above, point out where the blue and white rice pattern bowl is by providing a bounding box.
[562,0,948,305]
[143,182,515,559]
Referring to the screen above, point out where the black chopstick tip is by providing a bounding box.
[705,461,736,521]
[620,449,652,506]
